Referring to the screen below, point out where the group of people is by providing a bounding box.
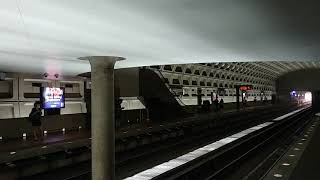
[213,98,224,112]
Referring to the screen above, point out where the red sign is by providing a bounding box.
[239,85,253,91]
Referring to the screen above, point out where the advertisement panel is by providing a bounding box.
[40,87,65,109]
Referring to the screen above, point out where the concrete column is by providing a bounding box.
[236,85,240,111]
[79,56,125,180]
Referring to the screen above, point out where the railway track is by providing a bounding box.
[21,105,309,180]
[149,107,312,180]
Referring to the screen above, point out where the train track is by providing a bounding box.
[21,105,308,180]
[151,107,312,180]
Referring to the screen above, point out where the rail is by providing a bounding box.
[148,106,312,180]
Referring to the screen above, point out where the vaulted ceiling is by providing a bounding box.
[153,61,320,91]
[213,61,320,79]
[1,1,320,76]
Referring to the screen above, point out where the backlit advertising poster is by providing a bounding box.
[40,87,65,109]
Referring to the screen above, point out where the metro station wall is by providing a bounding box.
[0,73,86,119]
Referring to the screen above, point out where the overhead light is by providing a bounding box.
[282,163,290,166]
[273,174,283,178]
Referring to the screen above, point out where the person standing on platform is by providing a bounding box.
[214,97,219,112]
[219,98,224,111]
[243,97,247,109]
[29,101,43,141]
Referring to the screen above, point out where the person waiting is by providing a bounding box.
[214,98,219,112]
[29,101,43,141]
[219,98,224,111]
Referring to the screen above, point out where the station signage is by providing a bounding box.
[239,85,253,91]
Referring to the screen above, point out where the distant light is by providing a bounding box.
[273,173,283,178]
[0,136,3,140]
[39,156,46,160]
[62,128,65,132]
[282,163,290,166]
[23,133,26,137]
[290,91,296,96]
[42,146,47,149]
[44,130,47,134]
[305,92,312,102]
[78,126,82,130]
[10,151,16,155]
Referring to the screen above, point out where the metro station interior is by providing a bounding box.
[1,1,320,180]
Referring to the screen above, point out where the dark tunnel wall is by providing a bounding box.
[276,69,320,103]
[277,69,320,91]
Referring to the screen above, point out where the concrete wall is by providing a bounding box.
[277,69,320,91]
[0,73,87,119]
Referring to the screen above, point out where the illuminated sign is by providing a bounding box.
[40,87,65,109]
[239,85,253,91]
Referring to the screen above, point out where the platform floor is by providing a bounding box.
[289,117,320,180]
[0,130,89,153]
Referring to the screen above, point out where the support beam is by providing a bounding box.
[236,85,240,111]
[79,56,125,180]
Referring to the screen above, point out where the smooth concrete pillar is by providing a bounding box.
[79,56,125,180]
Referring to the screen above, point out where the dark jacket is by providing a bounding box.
[29,108,42,126]
[219,99,224,109]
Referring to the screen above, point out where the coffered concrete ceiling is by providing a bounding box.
[1,0,320,76]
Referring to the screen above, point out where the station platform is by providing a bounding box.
[0,130,90,164]
[289,114,320,180]
[263,113,320,180]
[0,104,271,164]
